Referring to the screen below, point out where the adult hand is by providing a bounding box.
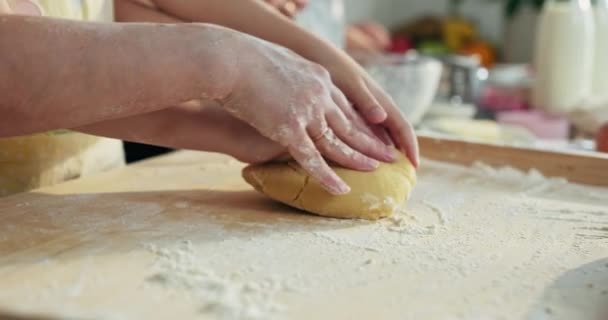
[119,0,419,170]
[177,101,288,164]
[220,33,396,195]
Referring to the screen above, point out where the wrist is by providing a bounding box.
[181,24,241,101]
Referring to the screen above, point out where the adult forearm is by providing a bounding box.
[0,16,237,136]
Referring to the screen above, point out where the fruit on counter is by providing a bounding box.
[391,14,496,63]
[458,40,496,67]
[389,35,413,53]
[417,41,451,55]
[443,16,476,51]
[597,123,608,153]
[393,16,444,46]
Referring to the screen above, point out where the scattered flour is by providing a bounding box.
[470,161,569,195]
[312,231,382,252]
[383,212,437,235]
[326,132,354,156]
[3,153,607,320]
[422,200,449,226]
[361,193,381,210]
[145,241,286,320]
[361,194,397,211]
[127,159,608,318]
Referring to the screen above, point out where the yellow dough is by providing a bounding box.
[242,152,416,220]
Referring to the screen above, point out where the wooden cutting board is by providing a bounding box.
[0,150,607,320]
[418,134,608,186]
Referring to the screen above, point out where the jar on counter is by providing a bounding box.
[592,0,608,104]
[532,0,595,113]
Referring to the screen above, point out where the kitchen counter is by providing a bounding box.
[0,150,606,320]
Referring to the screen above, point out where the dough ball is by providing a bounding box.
[242,151,416,220]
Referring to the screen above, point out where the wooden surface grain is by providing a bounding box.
[419,134,608,186]
[0,150,606,320]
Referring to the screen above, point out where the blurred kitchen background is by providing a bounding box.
[125,0,608,162]
[347,0,507,55]
[334,0,607,153]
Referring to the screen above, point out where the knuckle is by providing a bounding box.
[342,120,354,135]
[309,81,326,96]
[287,117,303,128]
[317,117,329,130]
[342,111,354,121]
[310,62,329,76]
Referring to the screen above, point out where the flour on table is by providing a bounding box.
[422,200,449,226]
[3,150,608,320]
[469,161,569,195]
[312,231,382,252]
[145,241,287,320]
[383,211,437,235]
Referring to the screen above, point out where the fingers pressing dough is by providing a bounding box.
[242,150,416,220]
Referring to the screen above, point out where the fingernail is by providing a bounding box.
[367,107,387,123]
[402,148,419,168]
[331,181,351,195]
[367,158,380,169]
[383,148,397,162]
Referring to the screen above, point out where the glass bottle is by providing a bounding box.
[532,0,595,113]
[592,0,608,104]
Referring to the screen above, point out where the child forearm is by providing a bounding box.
[149,0,339,62]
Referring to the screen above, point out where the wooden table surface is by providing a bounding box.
[0,150,607,320]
